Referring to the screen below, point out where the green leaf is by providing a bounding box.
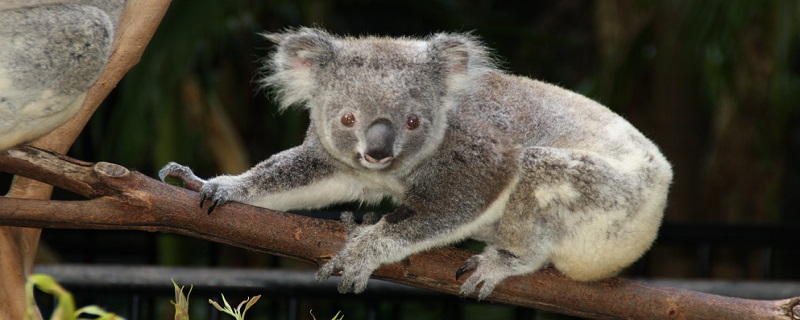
[240,295,260,319]
[170,279,192,320]
[75,305,124,320]
[209,295,240,319]
[208,294,261,320]
[221,294,233,315]
[26,274,76,320]
[207,299,226,314]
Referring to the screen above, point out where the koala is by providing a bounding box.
[160,28,672,299]
[0,0,125,150]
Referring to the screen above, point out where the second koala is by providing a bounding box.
[160,28,672,299]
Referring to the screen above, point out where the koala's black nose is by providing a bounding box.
[364,118,395,164]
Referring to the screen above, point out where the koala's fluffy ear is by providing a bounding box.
[427,33,494,92]
[260,28,335,110]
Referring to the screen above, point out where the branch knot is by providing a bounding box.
[95,162,129,177]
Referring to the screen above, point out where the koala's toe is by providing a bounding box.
[157,162,184,182]
[315,261,339,282]
[362,212,378,225]
[314,271,328,282]
[352,277,369,294]
[336,278,352,294]
[459,275,481,298]
[340,212,357,235]
[338,269,370,294]
[477,278,501,300]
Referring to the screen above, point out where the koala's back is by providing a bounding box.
[455,72,662,162]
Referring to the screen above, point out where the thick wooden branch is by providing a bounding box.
[1,146,799,320]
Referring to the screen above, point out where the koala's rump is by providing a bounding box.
[515,146,671,281]
[548,194,666,281]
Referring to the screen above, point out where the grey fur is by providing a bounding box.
[0,0,125,150]
[161,28,672,299]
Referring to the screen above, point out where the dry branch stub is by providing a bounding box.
[95,162,129,178]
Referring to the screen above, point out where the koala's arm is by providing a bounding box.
[316,135,520,293]
[190,141,355,212]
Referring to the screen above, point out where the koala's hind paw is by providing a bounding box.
[458,249,525,300]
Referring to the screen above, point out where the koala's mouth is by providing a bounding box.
[360,153,393,170]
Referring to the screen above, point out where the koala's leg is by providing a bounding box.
[458,146,662,299]
[457,195,561,299]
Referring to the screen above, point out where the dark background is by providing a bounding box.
[5,0,799,319]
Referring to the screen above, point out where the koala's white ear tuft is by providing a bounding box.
[428,34,471,73]
[259,28,335,111]
[427,33,494,92]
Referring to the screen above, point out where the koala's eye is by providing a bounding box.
[341,112,356,127]
[405,114,420,130]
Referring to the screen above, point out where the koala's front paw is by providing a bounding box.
[315,252,376,294]
[199,176,244,214]
[315,211,380,294]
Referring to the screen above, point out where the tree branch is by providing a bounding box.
[1,146,798,319]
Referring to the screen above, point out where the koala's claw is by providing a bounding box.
[198,193,225,214]
[207,200,221,214]
[199,197,221,214]
[198,179,235,214]
[455,259,477,281]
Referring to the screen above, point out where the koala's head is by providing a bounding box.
[261,28,493,173]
